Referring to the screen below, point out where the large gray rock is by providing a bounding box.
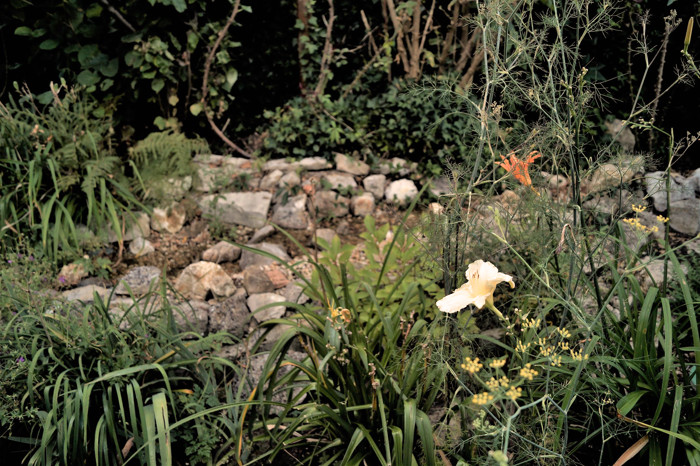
[385,179,418,207]
[197,192,272,228]
[209,288,250,337]
[175,261,236,300]
[668,198,700,235]
[247,293,286,322]
[149,176,192,200]
[363,174,386,199]
[307,190,350,217]
[644,171,696,212]
[202,241,241,263]
[115,266,162,296]
[271,194,309,229]
[151,202,187,234]
[239,242,290,270]
[335,152,370,176]
[321,171,357,191]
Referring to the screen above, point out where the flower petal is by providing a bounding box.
[436,286,479,313]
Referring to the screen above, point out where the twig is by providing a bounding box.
[313,0,336,98]
[384,0,410,73]
[99,0,135,32]
[416,0,436,77]
[459,45,484,88]
[408,0,423,79]
[201,0,252,158]
[438,1,461,73]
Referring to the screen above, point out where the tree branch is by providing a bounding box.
[201,0,252,158]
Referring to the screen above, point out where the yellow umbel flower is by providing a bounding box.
[461,357,483,374]
[489,357,507,369]
[505,386,523,401]
[472,392,495,405]
[519,363,538,381]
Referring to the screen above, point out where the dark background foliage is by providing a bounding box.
[1,0,698,168]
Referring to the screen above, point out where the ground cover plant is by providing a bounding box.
[1,0,700,465]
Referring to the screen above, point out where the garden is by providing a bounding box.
[2,0,700,465]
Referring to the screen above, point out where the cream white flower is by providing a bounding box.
[436,260,514,314]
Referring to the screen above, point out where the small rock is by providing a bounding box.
[247,293,286,322]
[202,241,242,263]
[175,261,236,300]
[644,171,696,212]
[428,202,444,215]
[297,156,332,171]
[259,169,284,190]
[150,176,192,200]
[384,179,418,207]
[271,194,309,229]
[197,191,272,229]
[315,228,338,247]
[363,174,386,199]
[687,168,700,194]
[249,225,276,244]
[639,257,688,293]
[108,212,150,243]
[279,171,301,188]
[151,202,187,234]
[62,285,110,303]
[279,281,309,305]
[351,192,375,216]
[307,190,350,217]
[605,118,636,152]
[335,152,370,176]
[243,265,276,294]
[263,159,293,172]
[58,262,88,287]
[115,266,162,296]
[429,176,452,198]
[239,242,290,270]
[376,157,415,176]
[582,157,644,195]
[668,198,700,235]
[209,288,250,337]
[321,171,357,191]
[129,238,155,257]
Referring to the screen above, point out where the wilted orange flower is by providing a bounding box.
[496,150,541,188]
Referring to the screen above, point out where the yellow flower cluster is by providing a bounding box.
[623,217,659,234]
[505,386,523,401]
[632,204,647,213]
[461,357,483,374]
[472,391,495,405]
[657,215,669,223]
[489,357,507,369]
[522,317,541,330]
[570,348,589,361]
[519,364,539,380]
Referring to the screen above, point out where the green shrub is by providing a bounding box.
[258,75,478,170]
[0,84,143,260]
[0,262,242,465]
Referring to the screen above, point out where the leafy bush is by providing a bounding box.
[0,260,242,465]
[237,212,444,464]
[0,84,143,260]
[258,75,478,170]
